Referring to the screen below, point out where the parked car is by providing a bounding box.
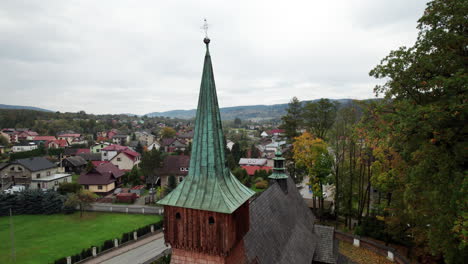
[4,185,25,194]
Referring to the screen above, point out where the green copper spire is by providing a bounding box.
[269,147,288,179]
[158,38,255,214]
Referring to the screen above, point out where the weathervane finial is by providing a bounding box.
[202,18,209,38]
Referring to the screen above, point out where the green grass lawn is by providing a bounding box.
[0,212,162,264]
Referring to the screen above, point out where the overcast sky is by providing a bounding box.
[0,0,428,115]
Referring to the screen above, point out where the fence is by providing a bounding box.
[52,222,163,264]
[334,230,411,264]
[86,203,164,215]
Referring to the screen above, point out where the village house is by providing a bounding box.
[57,133,81,144]
[147,141,161,151]
[0,157,70,190]
[109,149,141,171]
[135,131,156,146]
[78,163,124,194]
[238,158,268,166]
[90,142,111,153]
[32,136,57,145]
[45,139,68,149]
[63,148,90,157]
[112,134,130,145]
[0,130,12,143]
[177,131,194,143]
[150,155,190,187]
[17,130,39,141]
[1,128,18,143]
[12,142,38,152]
[161,138,187,152]
[62,156,87,174]
[101,144,129,161]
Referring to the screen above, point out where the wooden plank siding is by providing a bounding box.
[164,202,250,256]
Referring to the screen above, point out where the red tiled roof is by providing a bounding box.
[91,161,109,167]
[268,129,285,135]
[76,149,91,154]
[102,144,128,151]
[241,165,272,176]
[33,136,57,141]
[58,133,81,137]
[45,139,68,148]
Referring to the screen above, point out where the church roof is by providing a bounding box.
[244,177,338,264]
[157,38,254,214]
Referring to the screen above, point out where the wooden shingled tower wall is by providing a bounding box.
[158,37,255,264]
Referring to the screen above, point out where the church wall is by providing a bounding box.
[164,202,249,256]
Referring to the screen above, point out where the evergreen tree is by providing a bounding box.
[135,141,143,154]
[280,97,303,142]
[302,98,339,140]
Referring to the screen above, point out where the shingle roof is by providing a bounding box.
[244,177,319,264]
[64,156,87,167]
[313,225,338,263]
[33,136,57,141]
[78,153,102,161]
[78,163,124,185]
[241,165,272,176]
[13,157,56,172]
[101,144,128,151]
[156,155,190,176]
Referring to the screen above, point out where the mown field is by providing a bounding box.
[0,212,162,264]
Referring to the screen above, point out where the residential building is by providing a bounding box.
[31,173,72,190]
[32,136,57,145]
[240,165,272,176]
[1,128,18,143]
[62,156,87,174]
[161,138,187,152]
[17,130,38,141]
[101,144,128,161]
[226,140,235,151]
[0,157,58,189]
[178,131,194,143]
[90,142,111,153]
[110,149,141,170]
[45,139,68,149]
[147,141,161,151]
[0,130,11,143]
[57,133,81,144]
[135,131,156,146]
[12,142,38,152]
[112,134,130,145]
[238,158,268,166]
[78,163,124,194]
[151,155,190,186]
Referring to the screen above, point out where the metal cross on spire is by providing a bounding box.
[202,18,209,38]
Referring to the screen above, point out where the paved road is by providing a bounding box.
[102,236,168,264]
[83,232,169,264]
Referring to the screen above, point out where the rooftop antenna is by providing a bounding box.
[201,18,209,38]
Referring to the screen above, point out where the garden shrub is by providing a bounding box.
[255,180,268,189]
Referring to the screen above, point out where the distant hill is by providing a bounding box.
[146,99,358,120]
[0,104,53,112]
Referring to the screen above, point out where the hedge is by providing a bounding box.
[0,190,65,216]
[51,221,163,264]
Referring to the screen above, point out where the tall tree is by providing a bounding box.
[302,99,339,140]
[280,97,303,142]
[367,0,467,262]
[161,127,176,139]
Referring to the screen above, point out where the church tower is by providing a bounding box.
[158,37,255,264]
[268,147,289,193]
